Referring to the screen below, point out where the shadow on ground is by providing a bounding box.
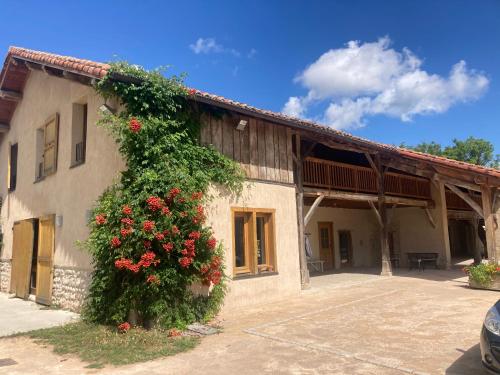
[445,344,489,375]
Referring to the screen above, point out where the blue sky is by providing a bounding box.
[1,1,499,151]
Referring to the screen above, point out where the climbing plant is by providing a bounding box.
[83,63,244,328]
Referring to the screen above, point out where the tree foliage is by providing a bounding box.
[82,63,244,328]
[400,136,499,168]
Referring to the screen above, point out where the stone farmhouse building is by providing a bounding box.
[0,47,499,311]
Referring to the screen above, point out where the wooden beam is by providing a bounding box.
[24,61,42,71]
[445,183,484,218]
[302,142,317,159]
[304,193,325,226]
[368,201,383,228]
[434,174,481,192]
[0,123,10,132]
[294,133,310,288]
[62,71,93,86]
[303,187,430,207]
[365,153,381,178]
[437,181,452,269]
[482,185,498,263]
[376,154,392,276]
[424,207,436,229]
[0,89,22,102]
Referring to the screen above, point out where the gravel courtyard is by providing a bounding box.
[0,268,497,374]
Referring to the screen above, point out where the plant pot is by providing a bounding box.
[189,281,212,297]
[469,275,500,291]
[128,308,140,326]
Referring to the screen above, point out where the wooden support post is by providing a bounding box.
[304,193,324,226]
[481,185,498,263]
[294,133,310,289]
[368,201,383,228]
[437,181,452,269]
[376,155,392,276]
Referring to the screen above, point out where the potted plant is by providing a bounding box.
[464,263,500,291]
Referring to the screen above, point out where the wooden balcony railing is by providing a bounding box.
[303,157,432,200]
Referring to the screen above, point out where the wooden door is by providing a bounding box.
[338,231,353,267]
[10,220,35,299]
[36,215,55,305]
[318,222,334,270]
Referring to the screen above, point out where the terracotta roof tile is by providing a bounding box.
[3,47,499,180]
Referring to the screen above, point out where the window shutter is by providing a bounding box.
[43,114,59,175]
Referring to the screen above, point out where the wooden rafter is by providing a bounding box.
[304,193,325,226]
[445,183,484,218]
[0,123,10,132]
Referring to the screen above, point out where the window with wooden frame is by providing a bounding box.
[43,114,59,176]
[232,208,276,277]
[35,114,59,180]
[70,103,87,167]
[8,143,18,192]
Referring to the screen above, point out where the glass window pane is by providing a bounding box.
[234,216,245,267]
[256,216,266,265]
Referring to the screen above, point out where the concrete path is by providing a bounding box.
[0,294,79,337]
[0,269,497,374]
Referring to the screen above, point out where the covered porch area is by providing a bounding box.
[291,131,499,287]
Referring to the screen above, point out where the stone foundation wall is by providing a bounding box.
[52,266,92,312]
[0,259,11,293]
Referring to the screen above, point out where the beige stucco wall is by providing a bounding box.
[0,70,124,270]
[305,206,380,269]
[206,181,301,310]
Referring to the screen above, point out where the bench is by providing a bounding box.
[407,252,439,271]
[307,259,325,273]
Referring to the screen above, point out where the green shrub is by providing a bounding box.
[82,63,243,328]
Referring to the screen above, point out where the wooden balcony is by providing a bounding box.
[303,157,432,200]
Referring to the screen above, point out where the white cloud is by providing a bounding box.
[189,38,223,54]
[283,37,489,130]
[247,48,258,58]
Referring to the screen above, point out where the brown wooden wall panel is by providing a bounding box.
[249,118,259,178]
[257,120,267,180]
[222,119,234,158]
[199,113,295,184]
[278,126,288,183]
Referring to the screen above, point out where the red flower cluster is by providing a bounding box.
[162,206,171,216]
[168,328,182,337]
[111,236,122,248]
[120,228,132,237]
[162,242,174,252]
[179,256,193,268]
[139,251,160,268]
[207,237,217,250]
[143,220,155,232]
[118,322,131,333]
[95,214,106,225]
[122,205,133,216]
[191,192,203,201]
[155,232,165,241]
[144,240,152,249]
[129,117,142,133]
[146,274,160,284]
[193,205,206,224]
[115,258,133,270]
[189,231,201,240]
[146,196,164,211]
[171,225,180,235]
[168,187,181,201]
[121,217,134,226]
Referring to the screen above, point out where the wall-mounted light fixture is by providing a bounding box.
[99,103,116,115]
[236,119,247,131]
[55,215,63,227]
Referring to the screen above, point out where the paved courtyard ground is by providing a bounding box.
[0,293,78,337]
[0,268,498,374]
